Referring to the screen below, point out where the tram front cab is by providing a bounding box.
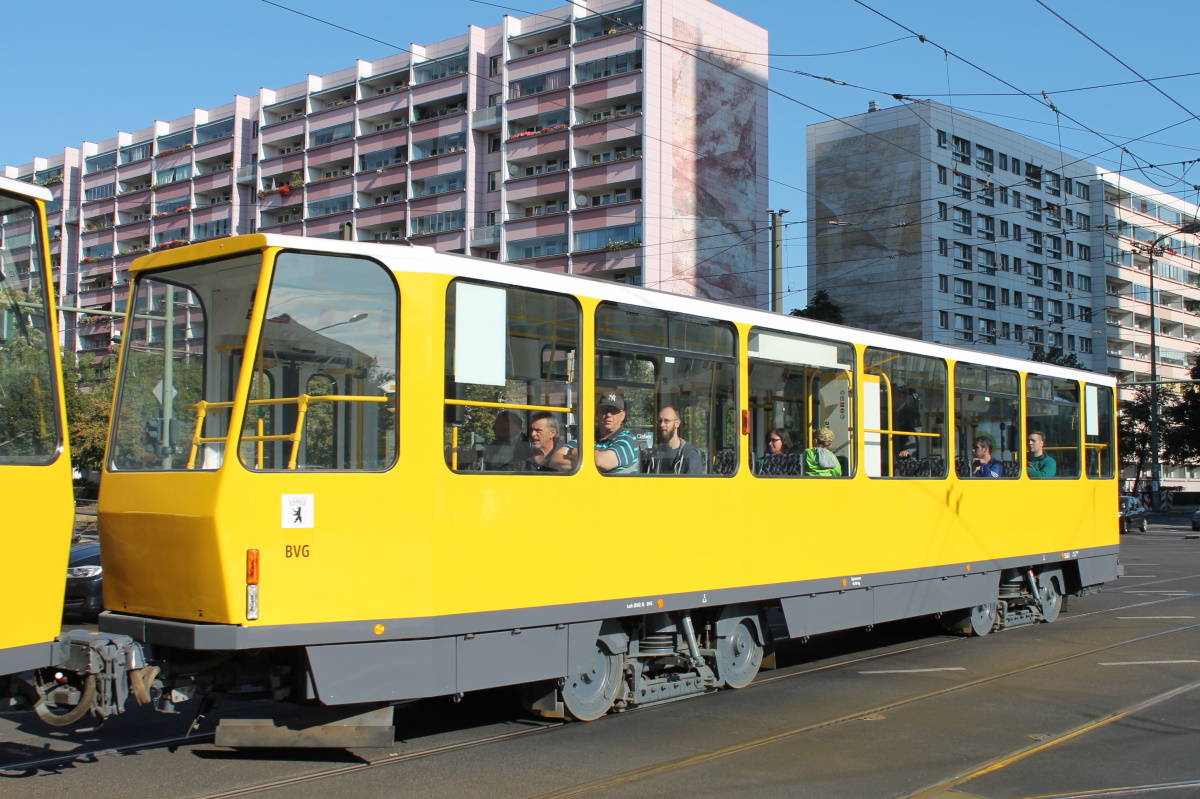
[101,237,400,628]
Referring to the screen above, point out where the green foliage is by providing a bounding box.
[1165,351,1200,465]
[790,290,844,324]
[1030,347,1082,369]
[61,350,117,474]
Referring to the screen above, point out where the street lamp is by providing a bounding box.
[1130,220,1200,510]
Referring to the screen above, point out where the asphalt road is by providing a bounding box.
[3,513,1199,798]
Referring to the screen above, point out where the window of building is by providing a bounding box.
[977,249,996,275]
[575,50,642,82]
[84,183,116,201]
[976,179,995,206]
[507,234,568,260]
[1049,299,1063,323]
[1048,266,1063,291]
[954,242,972,270]
[1028,230,1043,255]
[359,147,406,171]
[937,130,948,148]
[309,123,353,148]
[952,136,971,164]
[196,118,235,143]
[1010,157,1021,175]
[977,214,995,240]
[444,280,580,474]
[488,171,501,192]
[939,311,949,329]
[975,145,994,172]
[414,53,468,85]
[1025,163,1042,189]
[509,69,570,99]
[1026,375,1080,478]
[998,153,1008,171]
[938,202,948,221]
[938,274,949,292]
[978,283,996,309]
[1047,235,1062,260]
[864,348,948,478]
[1027,294,1044,319]
[119,143,153,165]
[938,238,949,256]
[157,129,193,152]
[954,172,972,199]
[1001,288,1011,306]
[954,365,1020,477]
[307,194,353,218]
[954,278,973,305]
[749,329,854,478]
[1045,170,1061,196]
[411,171,466,197]
[411,209,466,235]
[953,207,972,234]
[937,165,948,184]
[955,314,974,342]
[489,134,502,153]
[412,132,467,159]
[574,223,642,252]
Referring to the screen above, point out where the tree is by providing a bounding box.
[61,350,117,475]
[1165,351,1200,465]
[790,290,844,324]
[1118,383,1181,493]
[1030,347,1082,369]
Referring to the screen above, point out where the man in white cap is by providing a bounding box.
[552,391,640,474]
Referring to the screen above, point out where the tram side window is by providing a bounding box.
[954,364,1020,479]
[594,303,738,476]
[748,328,855,478]
[444,280,580,473]
[0,193,59,464]
[238,252,398,471]
[864,348,948,478]
[1085,384,1115,479]
[1025,375,1080,479]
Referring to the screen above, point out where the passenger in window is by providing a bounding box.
[893,388,922,459]
[971,436,1002,478]
[524,412,566,472]
[553,392,640,474]
[484,410,531,471]
[757,428,794,473]
[804,426,842,476]
[1026,430,1056,479]
[648,405,705,474]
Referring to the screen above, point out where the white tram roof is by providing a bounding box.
[155,234,1119,388]
[0,175,52,202]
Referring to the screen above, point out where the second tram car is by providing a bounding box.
[96,234,1120,745]
[0,177,74,681]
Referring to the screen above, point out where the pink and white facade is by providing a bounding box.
[3,0,768,357]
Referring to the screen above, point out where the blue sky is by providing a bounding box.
[5,0,1199,310]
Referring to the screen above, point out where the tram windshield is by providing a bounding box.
[110,255,261,470]
[0,191,59,464]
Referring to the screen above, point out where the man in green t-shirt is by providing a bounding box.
[1027,430,1056,479]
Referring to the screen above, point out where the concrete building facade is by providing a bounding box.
[3,0,768,360]
[808,101,1200,491]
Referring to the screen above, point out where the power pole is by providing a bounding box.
[767,209,789,313]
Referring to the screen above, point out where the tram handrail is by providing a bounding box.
[445,398,574,470]
[184,394,389,470]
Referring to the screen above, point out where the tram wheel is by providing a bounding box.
[560,640,623,721]
[943,602,997,637]
[1039,573,1063,624]
[718,618,763,689]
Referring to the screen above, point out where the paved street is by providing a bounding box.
[3,509,1199,798]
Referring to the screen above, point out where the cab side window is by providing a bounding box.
[444,280,581,473]
[748,328,855,478]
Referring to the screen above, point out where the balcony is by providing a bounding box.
[470,225,500,246]
[471,106,502,131]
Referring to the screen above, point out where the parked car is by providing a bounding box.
[1119,495,1148,534]
[64,541,103,622]
[1192,509,1200,532]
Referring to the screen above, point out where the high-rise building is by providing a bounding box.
[808,101,1200,491]
[2,0,768,360]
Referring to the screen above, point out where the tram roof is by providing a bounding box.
[132,233,1116,387]
[0,175,52,202]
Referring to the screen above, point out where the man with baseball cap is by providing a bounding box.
[551,391,640,474]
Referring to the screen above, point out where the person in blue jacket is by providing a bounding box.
[971,436,1002,478]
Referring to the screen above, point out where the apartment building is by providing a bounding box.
[808,101,1200,490]
[2,0,768,360]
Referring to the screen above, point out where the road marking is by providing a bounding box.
[1122,590,1191,595]
[1117,616,1196,620]
[858,667,966,674]
[1099,660,1200,666]
[1120,575,1158,578]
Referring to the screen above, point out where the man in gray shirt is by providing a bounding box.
[649,405,705,475]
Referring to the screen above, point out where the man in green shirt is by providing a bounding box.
[1027,430,1056,478]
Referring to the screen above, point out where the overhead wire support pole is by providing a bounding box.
[1129,221,1200,511]
[767,209,789,313]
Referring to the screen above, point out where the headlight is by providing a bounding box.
[67,565,103,579]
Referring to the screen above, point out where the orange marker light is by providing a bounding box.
[374,624,386,635]
[741,409,750,436]
[965,564,972,572]
[842,578,848,587]
[246,549,260,585]
[657,599,664,609]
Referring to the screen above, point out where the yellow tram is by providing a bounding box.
[96,234,1119,744]
[0,177,75,686]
